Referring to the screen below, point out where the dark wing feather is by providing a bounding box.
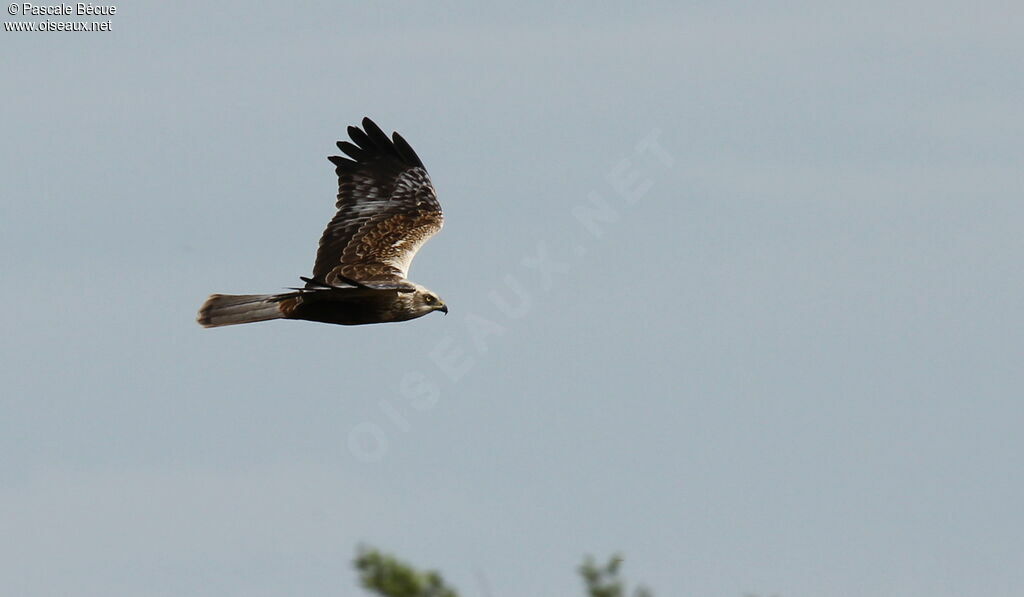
[391,132,425,168]
[313,117,443,288]
[336,141,367,161]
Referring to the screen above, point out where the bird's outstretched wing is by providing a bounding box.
[311,117,443,290]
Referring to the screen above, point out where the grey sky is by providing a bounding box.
[3,2,1023,596]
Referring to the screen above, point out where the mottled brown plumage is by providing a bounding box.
[197,118,447,328]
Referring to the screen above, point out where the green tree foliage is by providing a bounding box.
[354,546,653,597]
[354,547,459,597]
[579,555,652,597]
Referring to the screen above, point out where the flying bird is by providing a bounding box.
[197,118,448,327]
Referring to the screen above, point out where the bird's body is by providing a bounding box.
[197,118,448,328]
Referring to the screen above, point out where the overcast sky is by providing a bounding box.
[3,2,1023,596]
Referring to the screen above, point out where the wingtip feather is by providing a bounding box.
[328,155,355,167]
[392,132,424,168]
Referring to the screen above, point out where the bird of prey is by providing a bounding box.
[197,118,448,328]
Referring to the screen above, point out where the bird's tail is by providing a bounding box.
[196,293,291,328]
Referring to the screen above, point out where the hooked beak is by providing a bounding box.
[438,304,448,315]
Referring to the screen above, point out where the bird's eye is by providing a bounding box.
[424,295,436,304]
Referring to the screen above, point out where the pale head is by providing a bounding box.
[408,283,448,317]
